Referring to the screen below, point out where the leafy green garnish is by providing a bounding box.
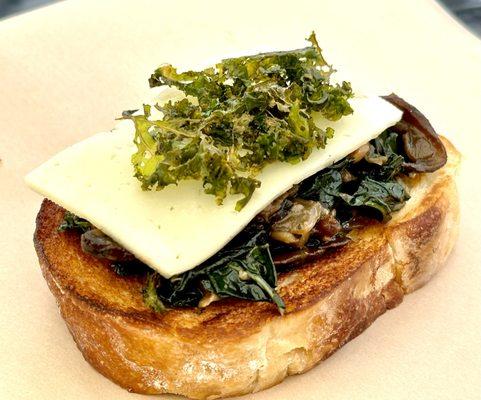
[126,33,353,210]
[201,244,285,313]
[368,131,405,181]
[143,231,285,314]
[299,169,343,209]
[58,211,92,233]
[341,178,409,221]
[298,130,409,221]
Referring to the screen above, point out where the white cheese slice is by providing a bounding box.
[25,96,402,278]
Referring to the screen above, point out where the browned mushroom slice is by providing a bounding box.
[270,199,327,247]
[382,93,447,172]
[81,228,135,262]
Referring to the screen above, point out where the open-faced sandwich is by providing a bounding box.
[26,33,460,399]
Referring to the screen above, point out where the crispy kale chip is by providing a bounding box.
[125,33,353,210]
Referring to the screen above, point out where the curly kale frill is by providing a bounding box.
[125,33,353,210]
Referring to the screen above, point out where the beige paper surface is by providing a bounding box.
[1,0,480,399]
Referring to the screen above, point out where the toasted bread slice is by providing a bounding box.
[33,137,460,400]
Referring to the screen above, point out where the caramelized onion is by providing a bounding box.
[349,143,370,163]
[270,199,327,247]
[259,185,298,222]
[312,211,342,241]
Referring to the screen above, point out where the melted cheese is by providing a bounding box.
[25,96,402,277]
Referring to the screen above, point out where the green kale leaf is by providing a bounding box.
[58,211,92,233]
[367,131,405,180]
[126,33,353,210]
[298,169,343,208]
[297,130,409,222]
[143,231,285,314]
[341,178,409,221]
[201,244,285,313]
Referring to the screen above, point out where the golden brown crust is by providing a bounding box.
[33,137,460,399]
